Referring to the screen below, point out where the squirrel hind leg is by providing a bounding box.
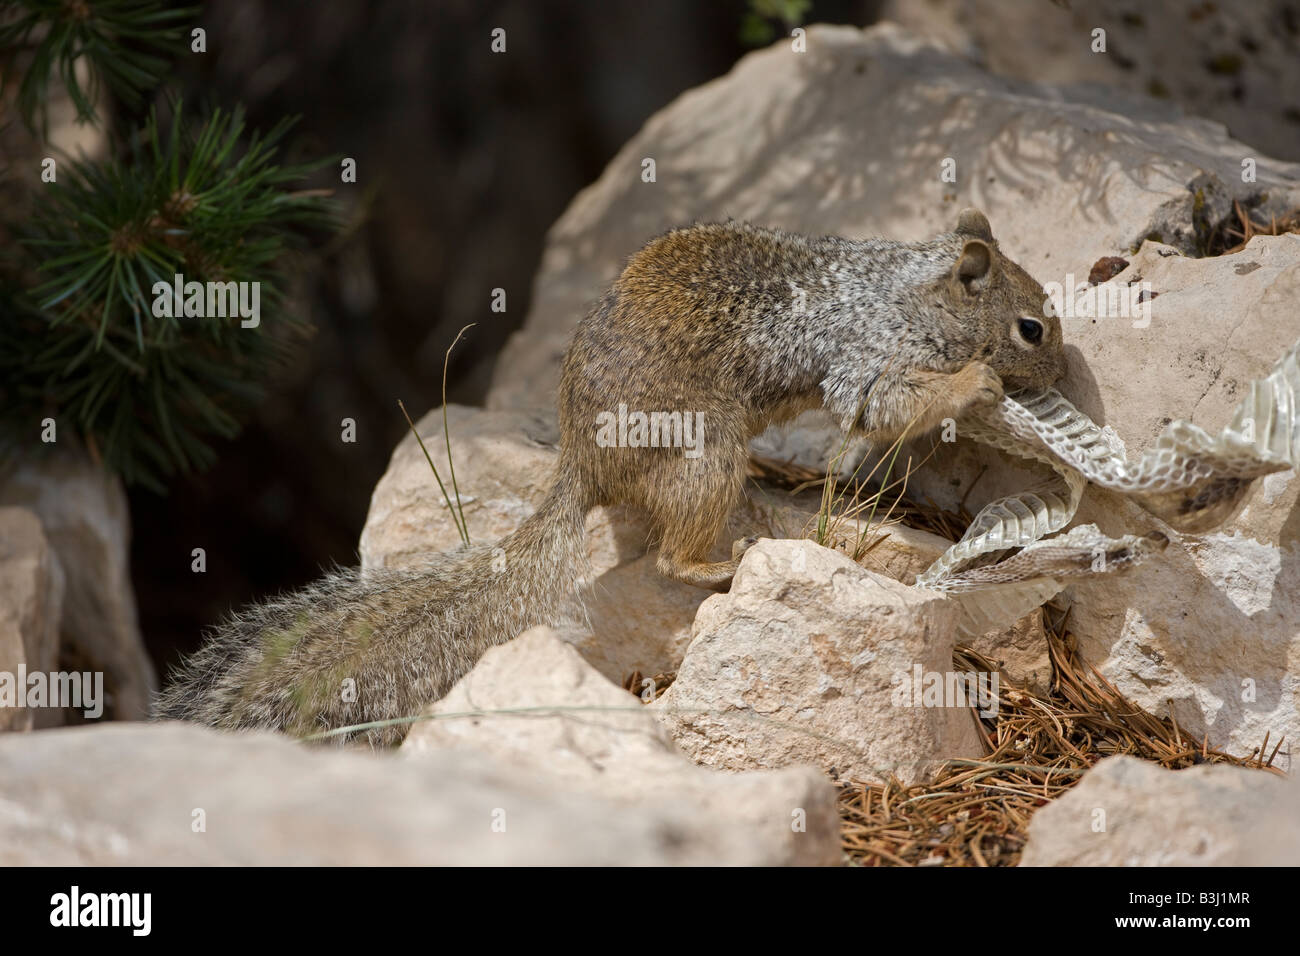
[644,447,746,592]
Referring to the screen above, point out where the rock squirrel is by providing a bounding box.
[154,208,1065,745]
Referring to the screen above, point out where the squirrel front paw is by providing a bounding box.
[955,361,1004,410]
[731,535,760,560]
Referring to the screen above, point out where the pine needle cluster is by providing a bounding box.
[1,1,337,490]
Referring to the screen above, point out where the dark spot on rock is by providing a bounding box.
[1206,52,1243,75]
[1088,256,1129,285]
[1137,643,1165,664]
[1235,261,1261,275]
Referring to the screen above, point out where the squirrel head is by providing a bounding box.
[930,208,1066,391]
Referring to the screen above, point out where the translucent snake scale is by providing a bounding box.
[916,338,1300,638]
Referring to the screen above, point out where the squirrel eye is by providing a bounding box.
[1017,318,1044,345]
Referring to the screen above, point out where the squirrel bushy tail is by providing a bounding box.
[153,472,590,747]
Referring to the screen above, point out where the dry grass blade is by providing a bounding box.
[748,446,974,550]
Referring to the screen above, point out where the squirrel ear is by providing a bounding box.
[955,239,993,290]
[955,208,993,241]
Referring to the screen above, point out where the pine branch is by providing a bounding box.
[0,0,194,133]
[2,101,338,491]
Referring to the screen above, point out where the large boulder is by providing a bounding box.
[0,509,64,731]
[0,721,827,865]
[1021,755,1300,866]
[652,539,985,784]
[486,22,1300,412]
[404,625,841,865]
[0,454,154,721]
[882,0,1300,163]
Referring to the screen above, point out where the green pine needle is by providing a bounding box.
[0,0,196,134]
[2,101,338,491]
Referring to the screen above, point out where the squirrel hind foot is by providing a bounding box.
[655,551,741,592]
